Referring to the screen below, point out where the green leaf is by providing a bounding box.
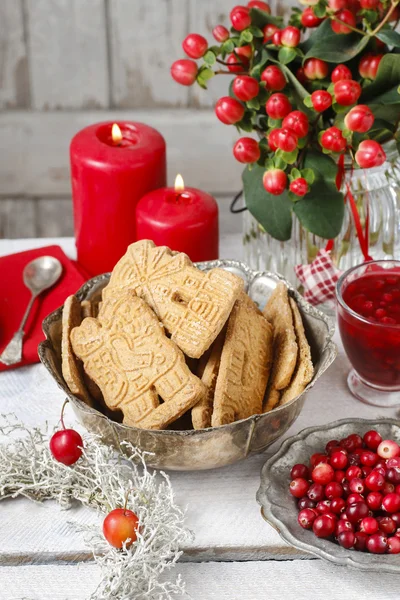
[304,95,313,108]
[243,164,293,241]
[268,117,281,128]
[236,112,255,132]
[249,25,264,38]
[247,97,260,110]
[274,156,288,169]
[361,54,400,102]
[249,7,283,28]
[293,151,344,239]
[376,27,400,49]
[203,50,217,66]
[303,19,369,63]
[265,158,275,169]
[290,167,302,180]
[257,86,269,105]
[221,39,235,53]
[196,66,215,89]
[301,168,315,185]
[276,148,299,164]
[278,46,297,65]
[314,2,327,18]
[240,30,253,44]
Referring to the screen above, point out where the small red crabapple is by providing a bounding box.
[247,0,271,11]
[331,64,352,83]
[311,90,332,112]
[263,24,280,43]
[230,5,252,31]
[282,111,309,137]
[320,126,347,152]
[215,97,245,125]
[49,400,83,466]
[301,7,324,27]
[290,177,308,196]
[344,105,374,133]
[171,60,198,86]
[263,168,288,195]
[355,140,386,168]
[266,93,292,119]
[212,25,230,42]
[233,137,261,163]
[280,26,301,47]
[261,65,286,91]
[233,75,259,101]
[304,58,329,80]
[333,80,361,106]
[182,34,208,59]
[331,9,356,34]
[275,128,298,152]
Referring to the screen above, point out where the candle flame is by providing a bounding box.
[111,123,122,143]
[174,174,184,193]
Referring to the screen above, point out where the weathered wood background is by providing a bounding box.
[0,0,295,239]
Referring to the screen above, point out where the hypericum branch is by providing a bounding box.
[329,14,367,35]
[371,0,399,35]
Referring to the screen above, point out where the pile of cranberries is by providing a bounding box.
[289,430,400,554]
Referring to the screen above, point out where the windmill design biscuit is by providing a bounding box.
[70,292,206,430]
[102,240,243,358]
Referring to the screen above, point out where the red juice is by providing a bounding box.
[337,268,400,390]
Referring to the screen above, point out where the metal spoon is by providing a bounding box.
[0,256,63,366]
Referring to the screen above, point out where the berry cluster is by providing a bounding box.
[289,430,400,554]
[171,0,397,212]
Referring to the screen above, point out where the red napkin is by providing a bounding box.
[0,245,86,371]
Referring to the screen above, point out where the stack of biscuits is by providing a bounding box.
[61,240,314,431]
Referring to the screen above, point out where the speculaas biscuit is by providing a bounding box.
[81,300,93,319]
[61,295,92,406]
[211,293,273,427]
[263,283,298,411]
[280,299,314,405]
[263,389,281,413]
[192,329,225,429]
[70,292,207,430]
[102,240,243,359]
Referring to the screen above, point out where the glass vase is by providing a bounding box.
[243,143,400,292]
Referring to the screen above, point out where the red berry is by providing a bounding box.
[311,90,332,112]
[331,64,352,83]
[355,139,386,168]
[230,5,252,31]
[328,0,347,10]
[307,483,325,502]
[304,58,329,80]
[331,9,356,34]
[338,531,355,548]
[341,435,361,453]
[365,470,385,492]
[298,508,317,529]
[360,450,378,467]
[280,26,301,47]
[312,463,335,485]
[360,0,379,7]
[310,453,329,468]
[378,439,400,459]
[272,30,282,45]
[359,53,383,79]
[171,59,198,86]
[248,0,271,10]
[290,477,311,498]
[103,508,139,549]
[296,67,307,85]
[325,481,344,499]
[360,516,379,535]
[346,466,362,480]
[313,514,336,538]
[182,34,208,59]
[377,515,396,534]
[336,519,353,535]
[212,25,230,42]
[331,451,348,470]
[282,110,309,137]
[268,129,280,151]
[344,105,374,133]
[261,65,286,91]
[266,93,292,119]
[349,478,365,494]
[291,463,310,480]
[383,482,395,495]
[233,137,260,163]
[347,434,363,449]
[335,470,346,483]
[386,468,400,485]
[233,75,259,101]
[263,168,288,195]
[348,452,361,466]
[326,440,340,454]
[235,45,252,60]
[263,24,280,43]
[298,496,316,510]
[320,126,346,152]
[50,429,83,466]
[354,531,368,551]
[367,533,387,553]
[290,178,308,197]
[215,97,245,124]
[388,458,400,470]
[382,492,400,513]
[227,52,248,73]
[388,536,400,553]
[331,497,346,514]
[275,128,298,152]
[347,493,364,505]
[334,80,361,106]
[301,7,324,27]
[316,499,332,514]
[367,491,383,511]
[347,502,369,523]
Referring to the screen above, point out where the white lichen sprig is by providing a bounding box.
[0,415,190,600]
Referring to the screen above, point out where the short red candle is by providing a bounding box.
[70,121,166,275]
[136,179,219,262]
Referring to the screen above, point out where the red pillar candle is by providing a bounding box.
[70,121,166,275]
[136,175,219,262]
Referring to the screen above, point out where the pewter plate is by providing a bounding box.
[38,259,337,471]
[257,418,400,573]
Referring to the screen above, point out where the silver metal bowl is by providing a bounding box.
[257,418,400,573]
[38,259,337,471]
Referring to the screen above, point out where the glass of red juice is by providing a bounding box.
[336,260,400,407]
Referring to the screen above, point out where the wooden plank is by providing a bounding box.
[0,0,29,109]
[37,198,74,238]
[0,199,36,238]
[26,0,109,109]
[0,111,242,196]
[108,0,189,108]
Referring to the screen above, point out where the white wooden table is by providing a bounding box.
[1,235,399,600]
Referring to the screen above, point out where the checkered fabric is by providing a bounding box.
[295,249,342,307]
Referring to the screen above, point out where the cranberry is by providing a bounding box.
[265,93,292,120]
[331,9,356,34]
[334,80,361,106]
[326,440,340,454]
[263,24,280,43]
[346,466,362,480]
[342,481,351,496]
[316,500,332,514]
[367,533,388,554]
[261,65,286,91]
[360,516,379,535]
[344,105,374,134]
[212,25,230,42]
[377,439,400,460]
[301,7,323,27]
[388,536,400,554]
[324,482,343,500]
[331,497,346,514]
[331,64,352,83]
[374,464,387,476]
[233,138,260,163]
[313,514,336,538]
[377,516,396,535]
[230,5,252,31]
[171,59,198,86]
[367,491,383,511]
[387,457,400,469]
[308,483,325,502]
[280,26,301,48]
[275,128,298,152]
[338,531,355,549]
[360,450,378,467]
[182,34,208,59]
[263,168,287,195]
[320,127,346,153]
[304,58,329,80]
[354,531,368,551]
[298,497,316,510]
[311,90,332,113]
[298,508,317,529]
[247,0,271,10]
[336,519,353,536]
[282,111,309,138]
[391,513,400,527]
[310,453,329,468]
[347,502,369,523]
[383,482,395,495]
[386,468,400,486]
[349,478,365,495]
[290,178,308,197]
[331,451,348,470]
[347,434,364,449]
[361,466,373,478]
[382,492,400,513]
[396,485,400,496]
[347,493,364,505]
[289,477,310,498]
[291,463,310,480]
[215,97,245,125]
[233,76,259,101]
[365,470,385,492]
[334,470,346,483]
[312,463,335,485]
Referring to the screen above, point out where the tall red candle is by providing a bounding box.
[70,121,166,275]
[136,175,219,262]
